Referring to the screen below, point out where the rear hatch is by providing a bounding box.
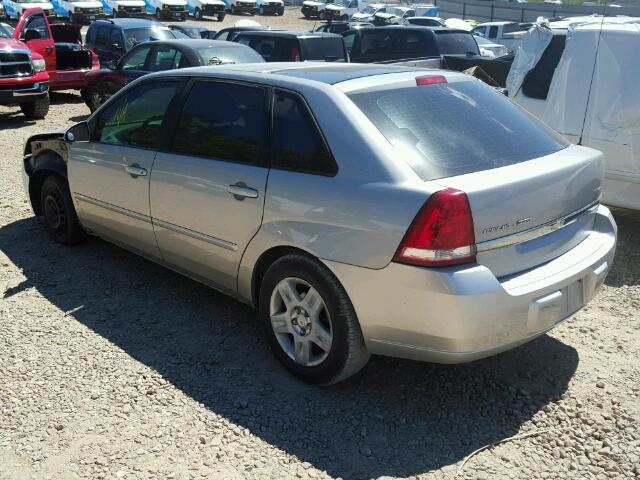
[346,75,602,277]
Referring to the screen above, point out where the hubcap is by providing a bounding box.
[44,192,65,231]
[270,277,333,367]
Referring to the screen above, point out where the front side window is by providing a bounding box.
[25,14,50,40]
[435,32,479,55]
[172,81,266,165]
[215,30,230,41]
[120,45,151,70]
[488,26,498,39]
[393,31,433,55]
[93,81,179,149]
[109,29,124,50]
[272,90,336,175]
[471,26,486,38]
[150,46,184,71]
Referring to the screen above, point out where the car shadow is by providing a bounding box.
[50,91,84,105]
[0,216,582,478]
[604,210,640,287]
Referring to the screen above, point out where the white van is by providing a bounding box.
[324,0,357,21]
[100,0,147,17]
[3,0,56,19]
[509,19,640,210]
[255,0,282,15]
[52,0,105,22]
[145,0,188,19]
[187,0,225,19]
[225,0,257,15]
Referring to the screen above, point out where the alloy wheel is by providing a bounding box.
[44,189,67,234]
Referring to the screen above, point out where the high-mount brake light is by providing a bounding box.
[394,188,476,267]
[415,75,447,86]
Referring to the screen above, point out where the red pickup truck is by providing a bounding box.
[0,7,100,119]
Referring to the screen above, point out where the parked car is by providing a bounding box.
[323,0,357,21]
[255,0,282,15]
[372,6,415,25]
[3,0,57,20]
[100,0,147,17]
[9,8,100,92]
[312,20,371,34]
[199,28,217,38]
[509,20,640,210]
[350,2,385,22]
[474,34,509,59]
[0,2,5,18]
[168,23,207,37]
[342,26,481,63]
[51,0,106,23]
[0,17,49,118]
[82,39,264,110]
[186,0,225,19]
[225,0,257,15]
[213,24,281,41]
[301,0,333,19]
[145,0,188,20]
[404,16,445,27]
[471,21,528,52]
[233,31,347,62]
[85,18,179,65]
[23,63,617,384]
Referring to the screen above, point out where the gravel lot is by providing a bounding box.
[1,11,640,479]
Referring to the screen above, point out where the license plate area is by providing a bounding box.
[527,278,584,334]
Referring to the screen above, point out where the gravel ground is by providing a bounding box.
[1,12,640,479]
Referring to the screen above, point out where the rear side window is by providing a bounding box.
[435,32,479,55]
[86,25,97,43]
[172,81,266,165]
[393,31,436,56]
[503,23,520,34]
[302,37,346,61]
[348,80,569,181]
[96,26,109,46]
[272,90,335,175]
[150,46,184,71]
[488,26,498,39]
[522,34,566,100]
[360,30,393,54]
[120,45,152,70]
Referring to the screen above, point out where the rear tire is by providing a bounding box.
[83,85,107,112]
[217,12,225,20]
[259,253,370,385]
[259,5,263,14]
[155,8,161,19]
[40,175,85,245]
[20,95,49,120]
[194,6,201,18]
[230,4,235,14]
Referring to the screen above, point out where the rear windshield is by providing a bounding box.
[196,45,264,64]
[302,37,346,61]
[435,31,480,55]
[348,80,569,181]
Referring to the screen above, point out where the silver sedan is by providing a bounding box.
[22,63,617,384]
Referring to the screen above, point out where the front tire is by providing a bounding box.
[259,253,370,385]
[217,12,225,20]
[259,5,263,14]
[20,95,49,120]
[40,175,85,245]
[230,4,235,14]
[193,6,201,18]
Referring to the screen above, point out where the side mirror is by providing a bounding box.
[65,122,90,143]
[111,43,123,51]
[23,29,41,42]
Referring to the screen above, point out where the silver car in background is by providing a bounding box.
[23,63,617,384]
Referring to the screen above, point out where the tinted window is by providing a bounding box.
[196,45,264,65]
[471,26,486,37]
[150,46,184,71]
[25,14,50,40]
[120,45,151,70]
[522,34,566,100]
[237,36,298,62]
[109,29,124,49]
[503,23,520,34]
[302,37,346,61]
[435,31,479,55]
[215,30,230,41]
[393,31,436,56]
[272,90,335,175]
[348,81,568,181]
[173,82,266,165]
[96,25,109,46]
[86,24,97,43]
[342,31,356,49]
[94,82,179,149]
[359,30,393,54]
[488,26,498,39]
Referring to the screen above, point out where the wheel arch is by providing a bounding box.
[27,152,67,216]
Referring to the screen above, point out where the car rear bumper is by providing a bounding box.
[70,11,108,20]
[323,205,617,363]
[0,81,49,105]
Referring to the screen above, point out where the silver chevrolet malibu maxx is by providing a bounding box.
[23,64,617,384]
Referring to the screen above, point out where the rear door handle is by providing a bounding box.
[124,164,147,177]
[226,184,258,199]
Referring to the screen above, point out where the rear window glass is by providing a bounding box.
[196,45,264,64]
[348,80,569,181]
[302,37,346,61]
[435,32,479,55]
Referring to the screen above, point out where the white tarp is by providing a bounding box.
[505,24,553,97]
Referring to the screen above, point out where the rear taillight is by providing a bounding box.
[415,75,447,86]
[393,188,476,267]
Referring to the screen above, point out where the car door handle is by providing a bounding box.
[226,184,258,199]
[124,164,147,177]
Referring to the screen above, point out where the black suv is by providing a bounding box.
[342,26,481,63]
[85,18,180,65]
[233,31,347,62]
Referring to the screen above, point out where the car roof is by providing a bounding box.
[92,18,168,29]
[352,25,468,33]
[233,31,342,38]
[142,39,248,49]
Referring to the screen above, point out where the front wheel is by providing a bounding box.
[112,9,118,17]
[217,12,225,20]
[259,5,264,14]
[40,175,85,245]
[20,95,50,120]
[342,14,348,21]
[193,6,201,18]
[83,85,107,112]
[230,4,236,13]
[259,253,370,385]
[155,8,161,19]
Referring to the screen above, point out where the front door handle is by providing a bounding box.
[124,164,147,177]
[226,184,258,199]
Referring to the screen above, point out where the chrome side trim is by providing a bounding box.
[476,200,600,253]
[74,193,151,223]
[152,218,238,252]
